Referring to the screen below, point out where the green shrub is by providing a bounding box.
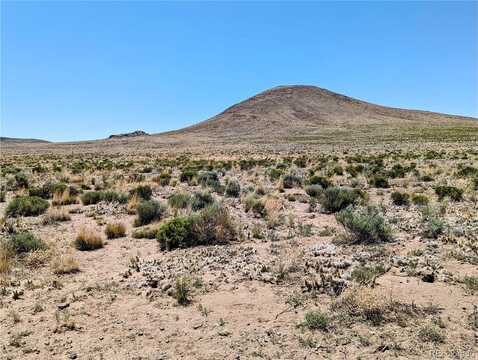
[168,192,191,210]
[130,185,152,200]
[244,195,266,217]
[179,169,197,183]
[336,206,392,244]
[320,187,361,213]
[308,175,332,189]
[6,196,49,217]
[388,164,407,178]
[350,264,386,286]
[135,200,165,226]
[434,186,463,201]
[225,179,241,197]
[191,191,214,211]
[331,165,344,176]
[456,165,478,178]
[100,191,128,204]
[412,194,429,206]
[29,182,60,199]
[132,227,159,239]
[463,276,478,293]
[282,174,302,189]
[174,276,191,305]
[268,167,284,181]
[81,191,102,205]
[29,182,68,199]
[472,177,478,191]
[198,171,219,188]
[294,157,307,168]
[391,191,410,206]
[14,173,29,189]
[190,203,237,246]
[424,217,446,239]
[302,310,329,331]
[157,204,236,251]
[420,174,434,182]
[9,232,47,254]
[157,172,172,186]
[369,175,389,188]
[345,165,364,177]
[418,324,445,343]
[0,191,5,202]
[305,185,323,198]
[81,191,127,205]
[157,217,193,251]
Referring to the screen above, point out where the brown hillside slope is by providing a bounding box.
[172,85,477,142]
[2,85,477,154]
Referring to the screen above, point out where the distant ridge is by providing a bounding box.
[0,136,50,144]
[108,130,150,139]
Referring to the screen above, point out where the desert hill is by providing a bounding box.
[2,85,477,154]
[171,85,477,141]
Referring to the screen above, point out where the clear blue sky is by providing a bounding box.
[1,1,477,142]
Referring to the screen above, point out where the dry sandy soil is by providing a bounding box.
[1,137,477,360]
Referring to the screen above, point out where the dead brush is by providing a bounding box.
[127,193,140,214]
[52,188,77,206]
[263,196,284,227]
[105,222,126,239]
[74,227,104,251]
[51,254,80,274]
[24,249,51,268]
[303,265,346,296]
[42,208,71,224]
[0,242,13,275]
[331,287,437,326]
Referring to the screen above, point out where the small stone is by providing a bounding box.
[57,303,70,310]
[192,321,202,329]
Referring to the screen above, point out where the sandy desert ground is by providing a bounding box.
[0,137,477,360]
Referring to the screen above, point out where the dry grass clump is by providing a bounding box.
[51,254,80,274]
[74,227,104,251]
[105,222,126,239]
[52,188,77,206]
[417,322,446,343]
[24,249,51,268]
[174,276,191,305]
[0,242,13,275]
[42,208,71,224]
[127,193,140,214]
[264,196,284,225]
[132,226,159,239]
[331,287,436,326]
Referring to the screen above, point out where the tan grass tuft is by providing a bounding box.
[74,227,104,251]
[51,254,80,274]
